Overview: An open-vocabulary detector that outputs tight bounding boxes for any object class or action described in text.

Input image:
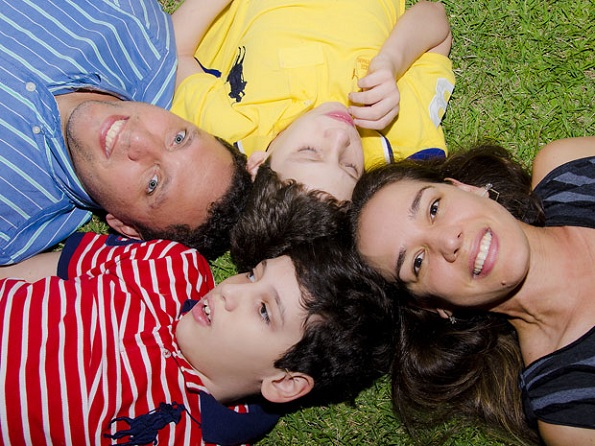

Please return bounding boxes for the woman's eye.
[413,252,424,276]
[246,270,256,282]
[429,199,440,219]
[259,302,271,324]
[147,175,159,194]
[173,130,186,145]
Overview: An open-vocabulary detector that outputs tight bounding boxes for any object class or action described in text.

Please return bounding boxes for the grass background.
[99,0,595,444]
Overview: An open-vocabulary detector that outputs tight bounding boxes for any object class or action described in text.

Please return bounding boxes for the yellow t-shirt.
[172,0,455,169]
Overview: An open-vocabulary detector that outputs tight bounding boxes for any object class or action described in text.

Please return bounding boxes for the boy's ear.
[445,178,487,197]
[260,370,314,404]
[105,214,142,239]
[247,151,269,180]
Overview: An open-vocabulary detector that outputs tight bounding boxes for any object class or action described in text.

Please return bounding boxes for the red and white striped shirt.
[0,233,259,446]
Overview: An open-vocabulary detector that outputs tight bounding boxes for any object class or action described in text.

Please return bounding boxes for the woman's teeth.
[473,231,492,275]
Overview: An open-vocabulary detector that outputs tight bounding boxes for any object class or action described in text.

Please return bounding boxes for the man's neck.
[55,90,120,136]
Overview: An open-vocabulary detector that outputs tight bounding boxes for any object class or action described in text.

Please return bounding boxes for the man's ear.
[260,370,314,404]
[105,214,142,239]
[445,178,487,197]
[247,151,269,180]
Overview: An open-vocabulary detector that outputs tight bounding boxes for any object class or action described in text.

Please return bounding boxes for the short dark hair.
[136,137,252,260]
[230,165,395,406]
[230,164,350,271]
[277,240,396,407]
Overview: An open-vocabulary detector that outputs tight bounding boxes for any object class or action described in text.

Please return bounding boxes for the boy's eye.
[173,130,186,145]
[259,302,271,324]
[429,199,440,219]
[147,174,159,194]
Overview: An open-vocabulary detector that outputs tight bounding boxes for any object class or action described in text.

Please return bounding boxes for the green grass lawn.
[103,0,595,444]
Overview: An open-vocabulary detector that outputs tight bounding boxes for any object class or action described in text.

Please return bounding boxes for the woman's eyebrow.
[396,185,434,280]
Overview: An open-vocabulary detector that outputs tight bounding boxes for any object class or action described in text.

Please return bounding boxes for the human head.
[247,102,365,201]
[230,164,350,271]
[65,100,251,259]
[351,143,544,308]
[177,240,395,406]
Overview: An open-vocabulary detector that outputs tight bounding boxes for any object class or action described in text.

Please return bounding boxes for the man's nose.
[124,119,162,161]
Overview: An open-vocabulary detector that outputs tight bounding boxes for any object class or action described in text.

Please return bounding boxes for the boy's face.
[266,102,365,201]
[176,256,309,402]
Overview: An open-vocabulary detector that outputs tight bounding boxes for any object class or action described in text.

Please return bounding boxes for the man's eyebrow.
[395,185,433,280]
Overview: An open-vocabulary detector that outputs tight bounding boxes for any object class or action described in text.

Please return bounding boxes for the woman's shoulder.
[532,136,595,188]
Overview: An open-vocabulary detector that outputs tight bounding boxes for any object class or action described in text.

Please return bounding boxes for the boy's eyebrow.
[395,185,433,280]
[262,260,286,325]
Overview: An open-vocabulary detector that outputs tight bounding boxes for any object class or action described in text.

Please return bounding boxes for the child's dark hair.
[231,164,395,406]
[276,240,396,407]
[230,164,350,272]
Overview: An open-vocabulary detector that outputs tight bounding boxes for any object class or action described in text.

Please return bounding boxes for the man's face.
[176,256,308,401]
[65,100,234,235]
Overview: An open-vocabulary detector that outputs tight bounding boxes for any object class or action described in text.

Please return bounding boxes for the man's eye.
[147,175,159,194]
[429,199,440,219]
[259,303,271,324]
[173,130,186,145]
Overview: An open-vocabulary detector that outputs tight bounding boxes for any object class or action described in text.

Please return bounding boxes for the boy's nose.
[325,128,351,157]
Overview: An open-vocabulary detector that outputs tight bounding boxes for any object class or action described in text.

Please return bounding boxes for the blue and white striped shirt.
[0,0,177,264]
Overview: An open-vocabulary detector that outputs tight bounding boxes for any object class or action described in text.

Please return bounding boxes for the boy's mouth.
[202,300,212,323]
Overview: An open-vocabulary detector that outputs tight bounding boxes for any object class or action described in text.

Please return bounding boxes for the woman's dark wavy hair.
[350,142,543,445]
[136,137,252,260]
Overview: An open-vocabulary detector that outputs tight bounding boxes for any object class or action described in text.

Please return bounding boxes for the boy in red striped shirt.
[0,232,393,446]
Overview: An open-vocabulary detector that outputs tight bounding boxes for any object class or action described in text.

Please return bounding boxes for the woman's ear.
[247,151,269,180]
[106,214,142,239]
[445,178,489,197]
[435,308,453,320]
[260,370,314,404]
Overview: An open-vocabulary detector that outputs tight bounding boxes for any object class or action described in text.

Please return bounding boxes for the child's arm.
[0,251,61,281]
[349,1,452,130]
[173,0,233,87]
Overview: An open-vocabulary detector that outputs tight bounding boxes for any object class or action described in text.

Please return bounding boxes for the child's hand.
[348,55,400,131]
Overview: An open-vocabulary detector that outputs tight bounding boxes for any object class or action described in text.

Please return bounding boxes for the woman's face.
[356,179,531,308]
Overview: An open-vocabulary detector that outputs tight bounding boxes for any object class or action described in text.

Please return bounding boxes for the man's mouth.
[473,230,492,276]
[105,118,127,158]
